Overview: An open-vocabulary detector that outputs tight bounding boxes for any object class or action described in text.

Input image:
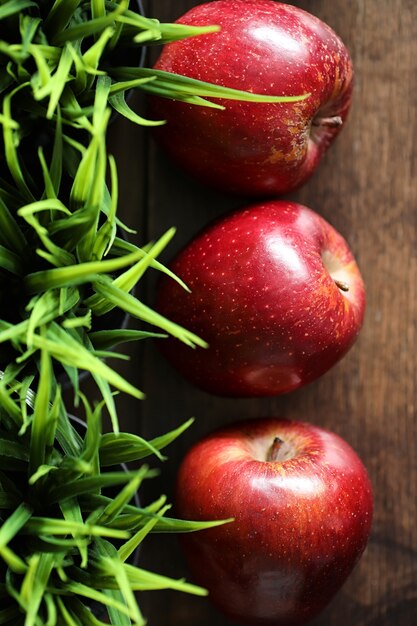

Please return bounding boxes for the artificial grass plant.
[0,78,207,433]
[0,0,306,623]
[0,378,229,625]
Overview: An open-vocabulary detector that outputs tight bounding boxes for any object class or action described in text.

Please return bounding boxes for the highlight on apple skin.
[175,418,373,626]
[149,0,354,196]
[155,201,366,397]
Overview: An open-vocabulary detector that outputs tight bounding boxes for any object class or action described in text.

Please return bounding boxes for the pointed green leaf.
[0,0,36,20]
[109,91,165,127]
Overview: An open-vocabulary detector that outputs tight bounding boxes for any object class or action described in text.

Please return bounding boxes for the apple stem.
[334,279,350,292]
[267,437,285,462]
[312,115,343,128]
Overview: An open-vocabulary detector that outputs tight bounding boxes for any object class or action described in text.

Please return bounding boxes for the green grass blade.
[89,155,118,261]
[114,67,310,103]
[20,15,42,54]
[44,0,82,35]
[30,325,144,401]
[2,85,35,201]
[89,329,165,350]
[34,44,74,119]
[100,558,143,625]
[24,517,129,539]
[92,278,207,349]
[60,498,88,568]
[0,437,29,469]
[95,466,149,526]
[52,1,127,45]
[69,132,100,211]
[44,593,58,626]
[61,597,112,625]
[82,25,114,70]
[109,91,165,127]
[0,244,24,275]
[56,596,83,626]
[156,22,219,44]
[0,0,36,20]
[118,505,170,563]
[79,394,102,467]
[118,11,218,45]
[109,76,156,96]
[18,198,71,218]
[47,470,153,504]
[97,561,208,596]
[0,544,28,574]
[0,502,32,550]
[25,238,151,294]
[100,418,194,466]
[91,0,106,21]
[26,289,79,346]
[20,553,55,626]
[111,236,191,292]
[29,339,52,474]
[0,503,32,573]
[89,539,135,625]
[78,495,232,534]
[18,208,75,268]
[28,464,59,485]
[87,227,177,315]
[0,194,27,254]
[60,582,132,618]
[91,374,120,434]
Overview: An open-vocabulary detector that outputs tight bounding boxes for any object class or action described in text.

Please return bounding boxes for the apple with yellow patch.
[150,0,354,196]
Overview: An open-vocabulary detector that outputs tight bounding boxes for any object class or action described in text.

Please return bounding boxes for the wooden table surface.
[105,1,417,624]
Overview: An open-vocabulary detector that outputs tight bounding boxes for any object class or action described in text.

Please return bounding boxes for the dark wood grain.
[107,1,417,624]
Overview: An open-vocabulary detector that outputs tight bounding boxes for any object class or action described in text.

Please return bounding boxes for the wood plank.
[108,1,417,623]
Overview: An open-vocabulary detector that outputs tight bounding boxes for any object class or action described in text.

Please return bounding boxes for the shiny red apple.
[155,201,365,397]
[150,0,354,196]
[175,418,373,625]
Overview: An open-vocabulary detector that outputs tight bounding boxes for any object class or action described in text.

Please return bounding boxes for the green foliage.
[0,0,299,622]
[0,1,239,621]
[0,388,229,625]
[0,72,207,428]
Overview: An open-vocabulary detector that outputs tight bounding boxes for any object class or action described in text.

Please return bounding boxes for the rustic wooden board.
[106,0,417,624]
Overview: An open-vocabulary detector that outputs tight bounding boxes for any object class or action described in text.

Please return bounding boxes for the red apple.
[155,201,365,397]
[175,418,373,625]
[149,0,354,196]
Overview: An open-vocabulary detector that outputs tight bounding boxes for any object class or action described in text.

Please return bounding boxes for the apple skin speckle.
[155,201,365,397]
[149,0,353,196]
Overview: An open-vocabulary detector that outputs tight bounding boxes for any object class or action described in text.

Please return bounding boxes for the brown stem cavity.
[312,115,343,128]
[334,278,350,292]
[267,437,295,462]
[267,437,284,461]
[321,251,350,295]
